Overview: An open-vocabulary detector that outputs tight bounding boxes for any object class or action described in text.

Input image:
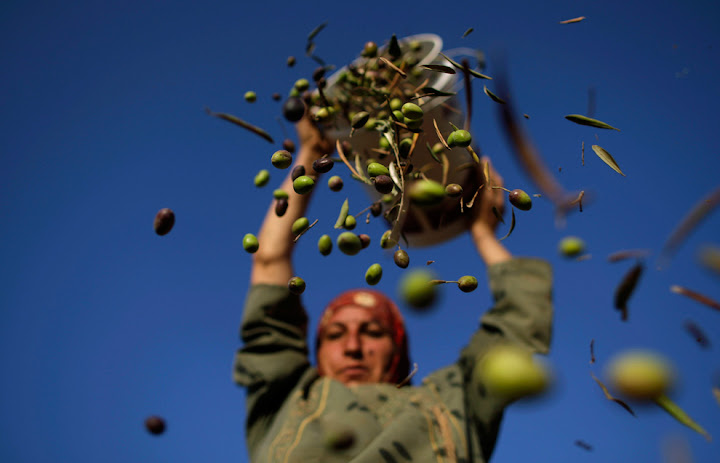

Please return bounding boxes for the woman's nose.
[343,333,362,356]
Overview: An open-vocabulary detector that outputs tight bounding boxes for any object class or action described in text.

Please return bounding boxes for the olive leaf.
[419,86,457,97]
[614,263,643,321]
[462,28,474,38]
[307,21,328,42]
[591,145,625,176]
[420,64,456,74]
[591,372,636,417]
[433,118,451,150]
[565,114,620,131]
[654,394,711,441]
[388,34,402,59]
[426,142,442,164]
[559,16,586,24]
[670,285,720,311]
[439,52,492,80]
[205,108,274,143]
[659,186,720,267]
[499,208,516,241]
[683,320,710,348]
[379,57,407,78]
[607,249,652,263]
[483,85,506,104]
[334,199,350,229]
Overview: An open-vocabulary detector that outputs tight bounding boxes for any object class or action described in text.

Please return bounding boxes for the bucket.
[321,34,480,248]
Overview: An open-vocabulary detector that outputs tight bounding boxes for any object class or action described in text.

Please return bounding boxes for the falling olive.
[288,276,306,295]
[145,416,166,435]
[408,179,446,206]
[389,98,403,111]
[344,215,357,230]
[292,217,310,235]
[282,139,296,154]
[273,189,289,200]
[476,345,550,400]
[313,157,334,174]
[358,233,371,249]
[399,269,437,310]
[606,350,675,400]
[509,189,532,211]
[449,130,472,148]
[153,208,175,236]
[351,111,370,129]
[394,249,410,268]
[373,175,394,194]
[328,175,344,192]
[243,233,259,253]
[244,91,257,103]
[318,234,332,256]
[398,138,413,158]
[365,263,383,285]
[271,150,293,169]
[367,162,389,177]
[254,169,270,187]
[291,165,306,181]
[445,183,463,198]
[294,78,310,92]
[272,92,282,101]
[337,232,362,255]
[362,41,378,58]
[283,97,306,122]
[293,175,315,194]
[457,275,478,292]
[369,201,382,217]
[286,56,296,67]
[559,236,586,258]
[275,198,288,217]
[380,230,397,249]
[401,102,424,120]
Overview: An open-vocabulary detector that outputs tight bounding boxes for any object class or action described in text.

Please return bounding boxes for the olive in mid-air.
[288,276,306,295]
[313,157,334,174]
[393,249,410,268]
[509,189,532,211]
[283,97,306,122]
[153,208,175,236]
[144,416,166,435]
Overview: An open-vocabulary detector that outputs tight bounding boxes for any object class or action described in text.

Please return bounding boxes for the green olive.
[288,276,306,295]
[606,350,674,400]
[458,275,478,292]
[271,150,293,169]
[294,78,310,92]
[291,217,310,235]
[362,41,378,58]
[399,269,437,310]
[378,137,391,150]
[389,98,403,111]
[244,91,257,103]
[398,138,413,158]
[403,117,423,130]
[365,263,383,285]
[401,102,423,120]
[408,179,446,206]
[393,249,409,268]
[392,110,404,121]
[318,234,332,256]
[293,175,315,194]
[328,175,344,192]
[380,230,397,249]
[337,232,362,255]
[344,215,357,230]
[243,233,259,253]
[558,236,586,258]
[509,189,532,211]
[351,111,370,129]
[450,130,472,148]
[367,162,389,177]
[273,189,289,200]
[431,142,444,155]
[286,56,296,67]
[476,345,550,400]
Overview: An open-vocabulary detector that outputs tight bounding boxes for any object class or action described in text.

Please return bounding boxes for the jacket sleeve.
[457,257,553,461]
[233,284,311,455]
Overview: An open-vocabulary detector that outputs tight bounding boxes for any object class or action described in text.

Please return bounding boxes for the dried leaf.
[462,28,474,38]
[574,440,593,451]
[483,85,506,104]
[439,52,492,79]
[354,153,370,183]
[307,21,328,41]
[654,394,712,441]
[565,114,620,131]
[379,57,407,78]
[334,198,349,229]
[591,372,636,417]
[396,362,418,388]
[591,145,625,176]
[614,263,643,321]
[336,140,361,179]
[205,108,274,143]
[670,285,720,311]
[559,16,586,24]
[499,208,516,241]
[420,64,456,74]
[433,118,450,150]
[659,186,720,267]
[607,249,651,263]
[683,320,710,348]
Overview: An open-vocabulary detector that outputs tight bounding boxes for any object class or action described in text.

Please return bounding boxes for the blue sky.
[2,0,719,461]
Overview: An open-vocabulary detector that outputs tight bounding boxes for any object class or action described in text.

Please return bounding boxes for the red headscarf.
[315,289,410,384]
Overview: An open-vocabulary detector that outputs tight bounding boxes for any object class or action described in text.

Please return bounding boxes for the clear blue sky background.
[2,0,719,462]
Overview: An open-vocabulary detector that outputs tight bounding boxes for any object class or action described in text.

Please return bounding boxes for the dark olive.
[282,139,296,154]
[328,176,344,192]
[275,198,288,217]
[313,157,334,173]
[509,189,532,211]
[369,201,382,217]
[312,66,326,82]
[373,175,394,194]
[359,234,371,249]
[153,208,175,236]
[283,97,306,122]
[145,416,166,435]
[458,275,478,293]
[272,92,282,101]
[445,183,463,198]
[394,249,410,268]
[288,276,306,295]
[291,165,306,181]
[286,56,296,67]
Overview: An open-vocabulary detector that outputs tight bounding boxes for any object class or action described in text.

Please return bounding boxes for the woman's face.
[317,306,395,385]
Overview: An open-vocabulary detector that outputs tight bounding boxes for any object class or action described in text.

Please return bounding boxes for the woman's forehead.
[326,306,384,325]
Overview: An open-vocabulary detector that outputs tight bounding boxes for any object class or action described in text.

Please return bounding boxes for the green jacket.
[234,258,553,462]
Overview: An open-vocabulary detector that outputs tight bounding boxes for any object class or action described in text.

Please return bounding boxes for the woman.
[233,117,553,462]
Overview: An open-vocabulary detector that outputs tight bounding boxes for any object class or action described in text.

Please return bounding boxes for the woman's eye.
[325,331,343,340]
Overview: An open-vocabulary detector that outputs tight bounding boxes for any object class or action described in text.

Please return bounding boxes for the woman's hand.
[295,117,334,161]
[469,156,512,266]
